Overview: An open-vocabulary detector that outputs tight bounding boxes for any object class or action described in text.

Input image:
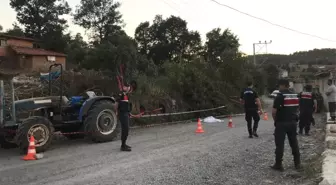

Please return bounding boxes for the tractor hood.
[14,96,62,112]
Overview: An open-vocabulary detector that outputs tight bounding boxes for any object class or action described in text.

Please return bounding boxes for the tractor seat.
[62,96,70,105]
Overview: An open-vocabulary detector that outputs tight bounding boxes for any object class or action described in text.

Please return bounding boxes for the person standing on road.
[298,85,317,136]
[240,81,262,138]
[325,79,336,121]
[271,79,302,172]
[117,83,133,152]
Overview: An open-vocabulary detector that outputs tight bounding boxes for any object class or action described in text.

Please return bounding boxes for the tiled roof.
[0,34,36,42]
[11,46,66,57]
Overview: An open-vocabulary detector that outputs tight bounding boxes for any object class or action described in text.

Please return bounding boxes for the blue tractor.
[0,64,119,153]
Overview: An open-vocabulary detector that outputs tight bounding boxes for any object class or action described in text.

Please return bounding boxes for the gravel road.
[0,111,324,185]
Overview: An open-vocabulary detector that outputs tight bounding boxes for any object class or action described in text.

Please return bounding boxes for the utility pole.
[253,40,272,65]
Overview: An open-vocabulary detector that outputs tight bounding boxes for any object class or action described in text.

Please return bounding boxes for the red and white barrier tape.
[131,105,227,118]
[129,108,163,118]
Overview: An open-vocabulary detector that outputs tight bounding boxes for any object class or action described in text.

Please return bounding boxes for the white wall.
[318,76,335,111]
[281,70,288,78]
[293,83,304,93]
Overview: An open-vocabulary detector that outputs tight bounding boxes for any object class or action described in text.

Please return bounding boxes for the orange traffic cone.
[263,112,268,121]
[228,116,233,128]
[195,118,204,133]
[22,136,36,161]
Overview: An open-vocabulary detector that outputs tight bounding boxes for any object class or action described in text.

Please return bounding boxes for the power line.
[158,0,197,25]
[208,0,336,43]
[160,0,181,14]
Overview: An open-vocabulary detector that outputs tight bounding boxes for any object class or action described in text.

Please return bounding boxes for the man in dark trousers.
[240,81,262,138]
[298,85,317,136]
[271,79,302,172]
[117,83,133,152]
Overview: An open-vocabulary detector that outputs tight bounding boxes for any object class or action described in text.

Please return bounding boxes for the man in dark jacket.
[240,81,262,138]
[298,85,317,136]
[271,79,302,172]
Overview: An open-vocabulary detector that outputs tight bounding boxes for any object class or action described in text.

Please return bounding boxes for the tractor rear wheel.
[15,116,54,153]
[84,100,119,143]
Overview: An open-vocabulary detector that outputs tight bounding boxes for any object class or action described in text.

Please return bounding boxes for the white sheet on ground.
[203,116,223,123]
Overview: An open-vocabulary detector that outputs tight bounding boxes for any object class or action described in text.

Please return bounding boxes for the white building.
[279,69,288,78]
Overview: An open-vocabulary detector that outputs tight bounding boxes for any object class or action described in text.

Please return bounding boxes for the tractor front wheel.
[84,100,119,143]
[16,116,54,153]
[0,129,17,149]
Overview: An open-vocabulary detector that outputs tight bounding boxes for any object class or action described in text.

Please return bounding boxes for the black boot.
[120,145,132,152]
[298,129,303,135]
[121,140,131,152]
[124,144,132,149]
[248,129,253,138]
[294,156,302,171]
[271,163,284,172]
[253,131,259,138]
[305,127,310,136]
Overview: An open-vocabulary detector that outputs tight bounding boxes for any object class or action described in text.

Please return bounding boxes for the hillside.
[247,48,336,65]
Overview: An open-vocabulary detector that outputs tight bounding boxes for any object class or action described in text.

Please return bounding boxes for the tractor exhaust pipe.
[48,64,63,117]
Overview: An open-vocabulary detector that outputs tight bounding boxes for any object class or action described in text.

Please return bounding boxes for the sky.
[0,0,336,55]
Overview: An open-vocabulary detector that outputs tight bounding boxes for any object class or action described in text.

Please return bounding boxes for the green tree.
[263,64,279,92]
[134,21,152,56]
[0,25,3,32]
[65,33,88,66]
[10,0,71,52]
[73,0,138,74]
[134,15,202,65]
[73,0,124,43]
[83,33,138,72]
[204,28,240,63]
[4,23,25,37]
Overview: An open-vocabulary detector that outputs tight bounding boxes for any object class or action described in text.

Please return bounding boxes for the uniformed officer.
[117,83,133,152]
[298,85,317,136]
[271,79,302,171]
[240,81,262,138]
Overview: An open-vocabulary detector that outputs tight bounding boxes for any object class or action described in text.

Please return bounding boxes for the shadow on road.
[0,135,96,158]
[0,148,19,158]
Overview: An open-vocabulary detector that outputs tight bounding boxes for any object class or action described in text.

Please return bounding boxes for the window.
[47,56,56,62]
[33,43,41,48]
[0,39,7,47]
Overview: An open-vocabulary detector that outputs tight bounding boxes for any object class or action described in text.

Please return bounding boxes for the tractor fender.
[78,96,116,121]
